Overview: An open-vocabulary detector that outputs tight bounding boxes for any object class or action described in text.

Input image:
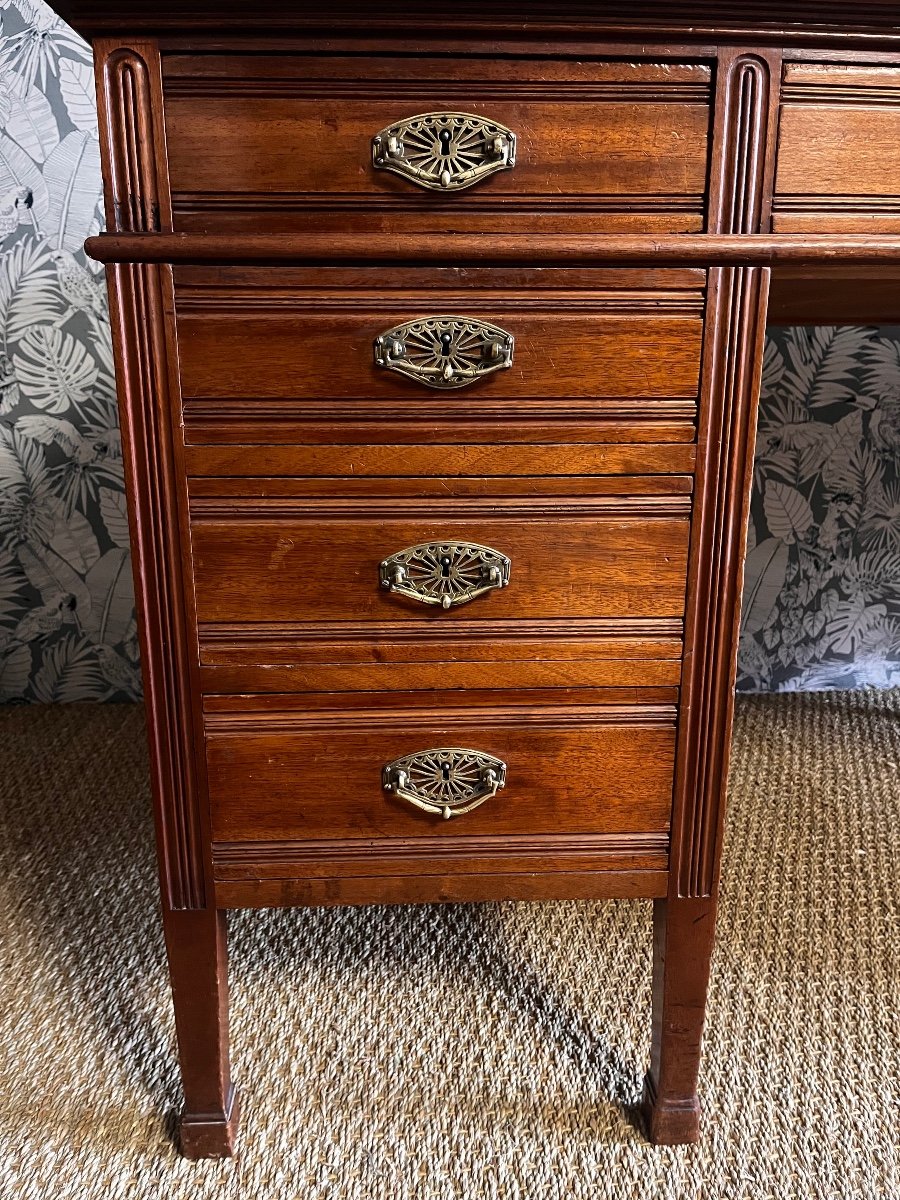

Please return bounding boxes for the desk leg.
[95,39,241,1159]
[639,261,769,1144]
[641,896,716,1144]
[163,907,239,1159]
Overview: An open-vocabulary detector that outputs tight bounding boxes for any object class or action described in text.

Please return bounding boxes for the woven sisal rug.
[1,692,898,1199]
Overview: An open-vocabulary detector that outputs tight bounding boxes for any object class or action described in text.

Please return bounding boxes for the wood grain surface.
[189,496,691,624]
[203,695,678,843]
[175,301,704,403]
[81,3,900,1157]
[774,64,900,231]
[162,56,710,235]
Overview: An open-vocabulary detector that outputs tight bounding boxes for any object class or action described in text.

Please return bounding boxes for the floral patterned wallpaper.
[1,0,899,701]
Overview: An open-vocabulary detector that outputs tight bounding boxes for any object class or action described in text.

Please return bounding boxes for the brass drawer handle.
[380,540,510,610]
[383,748,507,819]
[372,111,516,191]
[374,315,514,390]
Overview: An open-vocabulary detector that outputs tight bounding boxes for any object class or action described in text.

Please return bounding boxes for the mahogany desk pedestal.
[56,0,900,1157]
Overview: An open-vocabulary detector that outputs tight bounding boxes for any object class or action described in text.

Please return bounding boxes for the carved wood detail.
[95,41,205,911]
[775,196,900,213]
[52,2,900,45]
[202,686,679,712]
[71,10,900,1156]
[214,871,670,910]
[187,478,696,503]
[160,56,711,84]
[182,398,699,428]
[641,56,778,1132]
[96,42,172,234]
[162,77,712,104]
[171,193,705,221]
[203,701,677,734]
[199,616,684,646]
[708,49,781,235]
[211,832,671,887]
[197,618,685,693]
[665,48,778,900]
[188,495,693,521]
[671,266,770,898]
[781,62,900,105]
[212,831,670,868]
[174,291,706,315]
[160,54,710,233]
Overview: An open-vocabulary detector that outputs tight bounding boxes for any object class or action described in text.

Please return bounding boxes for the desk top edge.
[49,1,900,45]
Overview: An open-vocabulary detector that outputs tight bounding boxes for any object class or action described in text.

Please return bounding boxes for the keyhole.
[440,555,452,578]
[439,128,453,156]
[439,332,453,357]
[441,762,451,781]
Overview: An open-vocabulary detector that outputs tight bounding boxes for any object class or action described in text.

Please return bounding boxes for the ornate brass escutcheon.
[374,315,514,390]
[382,748,508,819]
[371,111,516,191]
[379,540,511,609]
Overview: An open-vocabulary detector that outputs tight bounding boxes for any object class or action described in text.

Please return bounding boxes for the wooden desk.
[57,0,900,1158]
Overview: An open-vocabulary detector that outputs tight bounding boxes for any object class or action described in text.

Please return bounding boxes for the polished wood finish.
[769,267,900,324]
[88,230,900,266]
[163,57,711,236]
[204,693,677,844]
[198,617,684,695]
[642,896,716,1144]
[164,907,239,1159]
[51,1,900,45]
[774,64,900,232]
[92,37,237,1157]
[75,1,900,1160]
[190,497,691,624]
[214,868,669,908]
[642,35,778,1142]
[174,268,704,402]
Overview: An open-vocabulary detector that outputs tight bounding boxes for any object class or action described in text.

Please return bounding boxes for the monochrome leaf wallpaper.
[1,0,900,701]
[739,326,900,692]
[0,0,141,702]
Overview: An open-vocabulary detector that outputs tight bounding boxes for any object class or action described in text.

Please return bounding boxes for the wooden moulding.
[94,37,238,1158]
[93,40,207,913]
[162,56,710,230]
[774,63,900,234]
[668,47,780,902]
[85,231,900,267]
[49,0,900,48]
[641,44,779,1147]
[213,871,670,908]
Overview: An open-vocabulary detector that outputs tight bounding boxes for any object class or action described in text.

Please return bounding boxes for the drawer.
[203,691,677,851]
[162,55,712,235]
[189,493,691,626]
[774,64,900,231]
[174,267,706,414]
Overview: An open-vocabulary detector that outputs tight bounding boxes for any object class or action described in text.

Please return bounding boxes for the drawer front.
[163,56,712,234]
[204,693,676,846]
[774,63,900,231]
[189,495,691,625]
[174,269,705,406]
